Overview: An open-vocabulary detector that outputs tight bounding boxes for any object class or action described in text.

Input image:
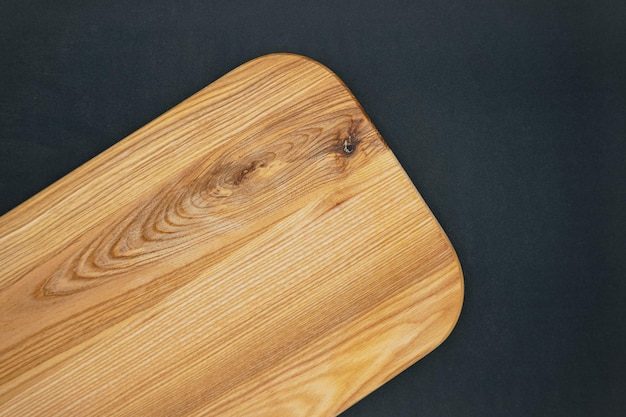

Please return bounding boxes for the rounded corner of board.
[439,245,465,345]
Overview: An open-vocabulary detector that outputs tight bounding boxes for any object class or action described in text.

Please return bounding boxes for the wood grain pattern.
[0,53,463,416]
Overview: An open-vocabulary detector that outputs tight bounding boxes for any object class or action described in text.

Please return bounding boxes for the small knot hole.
[343,138,355,154]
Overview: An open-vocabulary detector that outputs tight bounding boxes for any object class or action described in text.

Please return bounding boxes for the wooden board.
[0,53,463,416]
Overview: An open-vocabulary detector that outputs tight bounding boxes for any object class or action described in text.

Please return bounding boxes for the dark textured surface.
[1,1,625,416]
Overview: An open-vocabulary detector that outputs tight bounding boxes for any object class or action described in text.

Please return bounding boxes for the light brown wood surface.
[0,53,463,416]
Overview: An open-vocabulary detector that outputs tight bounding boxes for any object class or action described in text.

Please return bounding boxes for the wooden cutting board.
[0,53,463,416]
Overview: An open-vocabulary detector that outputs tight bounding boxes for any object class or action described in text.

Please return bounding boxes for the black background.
[1,1,625,416]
